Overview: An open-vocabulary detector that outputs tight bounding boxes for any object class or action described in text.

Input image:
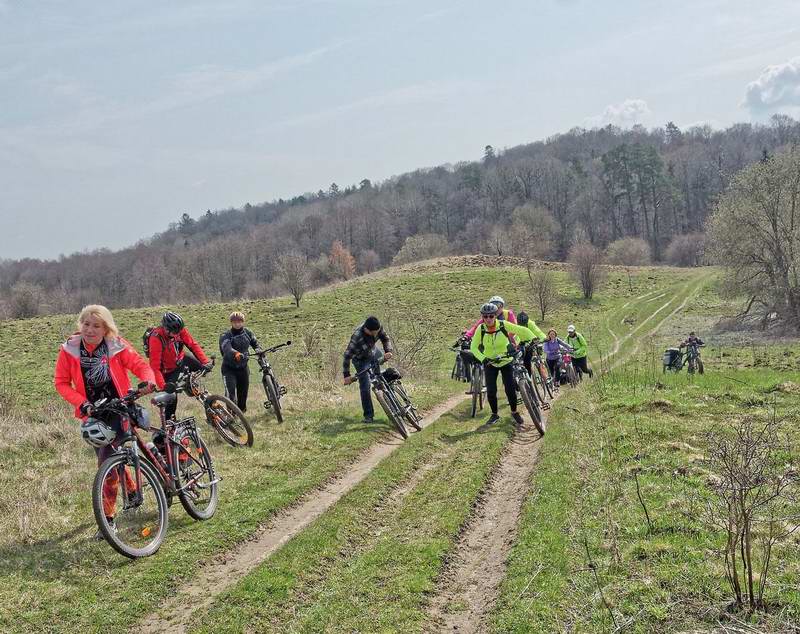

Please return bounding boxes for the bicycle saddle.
[151,392,177,408]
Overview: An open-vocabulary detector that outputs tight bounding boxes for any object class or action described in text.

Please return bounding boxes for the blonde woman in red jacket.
[54,304,155,537]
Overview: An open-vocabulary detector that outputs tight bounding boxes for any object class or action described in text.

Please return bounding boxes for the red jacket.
[54,334,155,418]
[148,326,209,389]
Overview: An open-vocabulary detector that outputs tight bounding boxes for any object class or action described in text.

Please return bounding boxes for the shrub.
[605,237,651,266]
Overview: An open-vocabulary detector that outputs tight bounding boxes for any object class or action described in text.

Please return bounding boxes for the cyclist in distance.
[543,328,573,384]
[219,311,260,413]
[464,295,517,338]
[566,324,593,378]
[469,303,535,426]
[516,311,547,375]
[53,305,156,538]
[680,331,705,348]
[148,311,212,420]
[342,316,393,424]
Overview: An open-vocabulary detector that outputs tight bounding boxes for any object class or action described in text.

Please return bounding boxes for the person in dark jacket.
[219,311,260,412]
[342,316,393,423]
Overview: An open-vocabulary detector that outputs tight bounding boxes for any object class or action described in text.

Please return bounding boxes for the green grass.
[491,276,800,633]
[0,262,704,633]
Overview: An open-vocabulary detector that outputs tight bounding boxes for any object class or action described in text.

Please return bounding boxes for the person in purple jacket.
[542,328,573,385]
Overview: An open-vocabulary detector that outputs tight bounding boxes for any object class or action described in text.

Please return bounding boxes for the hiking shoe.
[511,411,524,427]
[486,413,500,425]
[363,416,375,424]
[94,519,116,541]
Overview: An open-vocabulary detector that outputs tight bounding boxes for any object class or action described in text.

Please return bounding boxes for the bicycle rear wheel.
[375,388,408,439]
[174,427,219,520]
[263,374,284,423]
[518,379,545,436]
[92,453,168,559]
[392,381,422,431]
[567,366,579,387]
[538,362,554,400]
[204,394,254,447]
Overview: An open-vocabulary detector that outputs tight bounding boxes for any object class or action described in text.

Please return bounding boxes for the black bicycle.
[352,361,421,439]
[173,359,253,447]
[253,341,291,423]
[491,350,545,436]
[527,342,554,403]
[450,335,471,382]
[90,384,219,558]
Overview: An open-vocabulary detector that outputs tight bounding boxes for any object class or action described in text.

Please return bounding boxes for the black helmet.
[162,311,184,334]
[480,303,498,316]
[517,311,529,327]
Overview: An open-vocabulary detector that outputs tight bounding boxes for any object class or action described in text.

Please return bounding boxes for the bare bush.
[8,282,44,319]
[382,312,437,377]
[392,234,449,266]
[358,249,381,274]
[604,237,651,266]
[276,252,311,307]
[702,416,799,613]
[528,266,560,321]
[665,232,705,267]
[568,242,606,299]
[329,240,356,280]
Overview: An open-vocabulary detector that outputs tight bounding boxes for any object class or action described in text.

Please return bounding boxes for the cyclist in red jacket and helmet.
[147,311,212,420]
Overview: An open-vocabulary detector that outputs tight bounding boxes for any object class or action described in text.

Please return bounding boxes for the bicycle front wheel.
[470,367,483,418]
[519,379,545,436]
[204,394,254,447]
[174,428,219,520]
[92,453,169,559]
[393,381,422,431]
[375,388,408,439]
[537,362,554,400]
[263,374,284,423]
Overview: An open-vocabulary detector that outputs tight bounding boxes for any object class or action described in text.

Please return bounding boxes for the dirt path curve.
[137,393,468,634]
[424,274,710,633]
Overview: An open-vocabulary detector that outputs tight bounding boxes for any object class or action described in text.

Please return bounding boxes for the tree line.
[2,115,799,319]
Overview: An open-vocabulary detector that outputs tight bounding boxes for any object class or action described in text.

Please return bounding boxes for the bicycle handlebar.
[254,340,292,356]
[92,382,152,412]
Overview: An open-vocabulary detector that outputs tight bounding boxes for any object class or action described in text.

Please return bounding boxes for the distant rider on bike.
[148,311,212,420]
[54,305,156,538]
[680,332,705,348]
[219,311,260,413]
[470,303,535,426]
[566,324,593,378]
[342,316,394,424]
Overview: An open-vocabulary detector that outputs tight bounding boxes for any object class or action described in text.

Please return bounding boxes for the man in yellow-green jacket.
[470,303,536,426]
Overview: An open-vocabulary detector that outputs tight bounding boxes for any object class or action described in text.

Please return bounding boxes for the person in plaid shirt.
[342,316,393,423]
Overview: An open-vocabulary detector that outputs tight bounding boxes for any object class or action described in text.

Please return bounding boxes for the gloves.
[203,362,214,373]
[80,401,94,417]
[233,351,243,362]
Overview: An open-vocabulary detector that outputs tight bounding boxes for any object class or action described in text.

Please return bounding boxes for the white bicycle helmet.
[80,417,116,448]
[489,295,505,307]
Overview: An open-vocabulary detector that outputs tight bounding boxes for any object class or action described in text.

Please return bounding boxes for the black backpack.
[143,327,159,357]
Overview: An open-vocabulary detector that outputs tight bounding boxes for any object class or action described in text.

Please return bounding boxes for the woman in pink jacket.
[464,295,517,338]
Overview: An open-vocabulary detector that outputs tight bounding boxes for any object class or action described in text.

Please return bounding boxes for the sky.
[2,0,800,260]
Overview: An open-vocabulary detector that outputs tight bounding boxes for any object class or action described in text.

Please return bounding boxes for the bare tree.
[703,416,799,613]
[527,266,560,321]
[8,282,44,319]
[276,252,310,307]
[568,242,606,299]
[357,249,380,274]
[604,237,651,265]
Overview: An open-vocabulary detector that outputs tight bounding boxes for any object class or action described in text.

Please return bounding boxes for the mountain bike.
[560,351,580,387]
[468,357,485,418]
[352,362,421,439]
[90,385,219,559]
[683,342,705,375]
[450,335,472,383]
[172,358,253,447]
[524,342,553,408]
[253,341,291,423]
[492,351,544,436]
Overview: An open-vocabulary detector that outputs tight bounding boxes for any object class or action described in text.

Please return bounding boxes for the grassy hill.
[4,260,795,633]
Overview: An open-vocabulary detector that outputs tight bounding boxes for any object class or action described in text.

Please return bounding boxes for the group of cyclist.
[54,294,597,541]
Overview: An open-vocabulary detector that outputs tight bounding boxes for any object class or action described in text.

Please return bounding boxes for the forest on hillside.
[2,115,799,318]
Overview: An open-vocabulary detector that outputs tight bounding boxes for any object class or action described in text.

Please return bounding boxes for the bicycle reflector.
[141,526,152,538]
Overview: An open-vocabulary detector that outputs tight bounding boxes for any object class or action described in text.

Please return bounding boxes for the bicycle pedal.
[542,403,551,410]
[263,401,272,410]
[278,386,287,396]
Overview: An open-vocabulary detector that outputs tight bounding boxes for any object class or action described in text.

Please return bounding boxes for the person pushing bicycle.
[342,316,393,424]
[54,304,156,539]
[469,303,535,426]
[219,311,260,413]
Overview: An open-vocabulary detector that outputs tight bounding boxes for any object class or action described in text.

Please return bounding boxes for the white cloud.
[744,57,800,115]
[585,98,651,127]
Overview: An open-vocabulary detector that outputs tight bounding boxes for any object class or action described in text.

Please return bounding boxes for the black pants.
[547,358,560,384]
[522,346,534,376]
[222,366,250,412]
[484,363,517,414]
[163,356,205,420]
[573,356,593,378]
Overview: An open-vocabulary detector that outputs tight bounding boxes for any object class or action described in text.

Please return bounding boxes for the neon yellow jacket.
[470,320,534,367]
